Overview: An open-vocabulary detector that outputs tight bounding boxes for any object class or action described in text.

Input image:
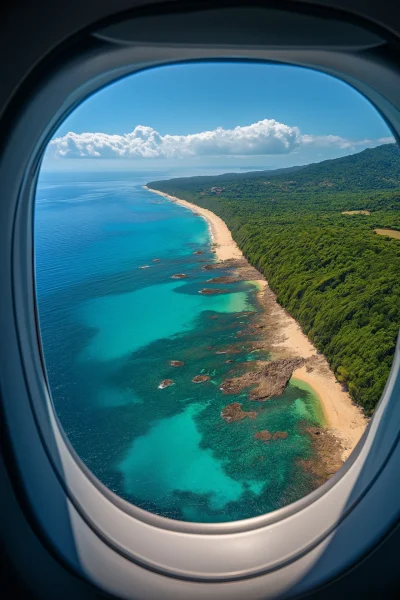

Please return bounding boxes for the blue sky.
[44,62,394,172]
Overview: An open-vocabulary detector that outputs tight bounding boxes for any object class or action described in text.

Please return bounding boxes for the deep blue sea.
[35,170,324,523]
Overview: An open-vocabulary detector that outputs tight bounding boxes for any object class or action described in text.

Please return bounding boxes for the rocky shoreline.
[145,185,367,485]
[204,256,349,480]
[221,357,306,401]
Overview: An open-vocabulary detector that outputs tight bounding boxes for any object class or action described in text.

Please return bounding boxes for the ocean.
[35,170,324,523]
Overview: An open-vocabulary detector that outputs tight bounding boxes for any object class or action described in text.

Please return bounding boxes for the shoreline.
[255,276,367,462]
[290,367,366,460]
[144,186,242,261]
[144,185,367,461]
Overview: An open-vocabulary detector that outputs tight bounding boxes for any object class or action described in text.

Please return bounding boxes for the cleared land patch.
[374,228,400,239]
[341,210,370,215]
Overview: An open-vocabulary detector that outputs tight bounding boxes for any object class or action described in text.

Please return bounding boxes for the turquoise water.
[79,281,250,361]
[35,170,323,523]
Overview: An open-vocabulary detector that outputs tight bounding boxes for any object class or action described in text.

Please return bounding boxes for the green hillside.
[148,144,400,415]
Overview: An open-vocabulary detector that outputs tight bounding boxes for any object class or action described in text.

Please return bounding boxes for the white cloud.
[301,134,359,149]
[378,136,396,144]
[47,119,394,160]
[301,133,395,151]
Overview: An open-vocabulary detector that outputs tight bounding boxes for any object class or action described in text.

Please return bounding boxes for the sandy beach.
[145,185,367,460]
[291,366,367,460]
[144,186,242,261]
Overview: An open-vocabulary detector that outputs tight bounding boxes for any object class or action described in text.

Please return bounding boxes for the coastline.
[143,186,242,260]
[256,280,367,461]
[290,367,366,461]
[144,185,367,462]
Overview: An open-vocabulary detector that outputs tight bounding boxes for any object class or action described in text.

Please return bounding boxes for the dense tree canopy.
[148,143,400,415]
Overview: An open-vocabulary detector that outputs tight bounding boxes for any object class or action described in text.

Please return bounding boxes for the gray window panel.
[1,5,400,599]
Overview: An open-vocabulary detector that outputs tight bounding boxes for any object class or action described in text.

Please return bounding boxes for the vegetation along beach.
[147,142,400,476]
[144,185,367,467]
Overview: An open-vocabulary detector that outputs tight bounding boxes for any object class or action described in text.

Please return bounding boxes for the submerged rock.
[221,402,257,423]
[308,426,323,436]
[158,379,175,389]
[221,357,305,401]
[170,360,184,367]
[171,273,188,279]
[193,250,204,255]
[299,425,344,483]
[152,258,161,263]
[272,431,288,440]
[254,430,272,442]
[254,430,288,442]
[192,375,210,383]
[199,288,226,295]
[206,276,238,284]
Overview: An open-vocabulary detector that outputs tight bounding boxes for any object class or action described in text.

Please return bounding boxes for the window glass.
[35,62,399,523]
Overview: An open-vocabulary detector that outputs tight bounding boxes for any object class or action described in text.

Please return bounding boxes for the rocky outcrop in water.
[158,379,175,389]
[192,375,210,383]
[254,430,288,442]
[298,426,344,484]
[199,288,226,295]
[152,258,161,262]
[272,431,288,440]
[221,402,257,423]
[206,276,238,284]
[221,358,306,401]
[171,273,188,279]
[254,430,272,441]
[170,360,184,367]
[193,250,204,255]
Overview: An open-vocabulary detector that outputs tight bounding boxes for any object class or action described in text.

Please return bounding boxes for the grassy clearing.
[374,228,400,239]
[342,210,370,215]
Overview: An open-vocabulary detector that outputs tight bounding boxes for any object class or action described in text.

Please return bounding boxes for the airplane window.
[34,61,399,524]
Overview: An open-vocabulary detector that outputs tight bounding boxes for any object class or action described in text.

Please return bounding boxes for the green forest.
[148,143,400,415]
